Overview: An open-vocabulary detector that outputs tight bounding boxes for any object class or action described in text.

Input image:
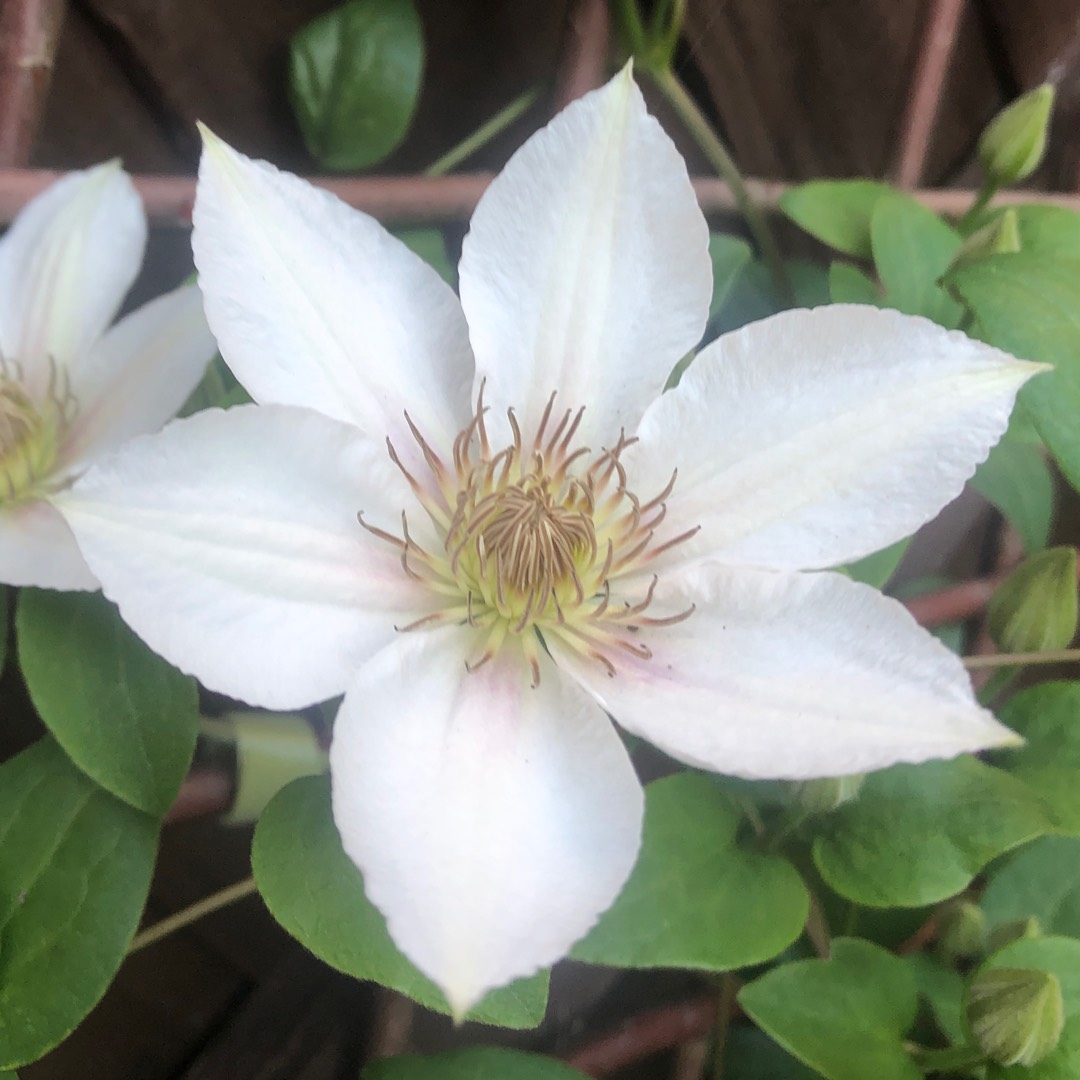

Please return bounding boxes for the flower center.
[360,389,697,682]
[0,358,75,504]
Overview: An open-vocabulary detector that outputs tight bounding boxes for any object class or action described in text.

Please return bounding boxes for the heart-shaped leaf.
[572,772,807,971]
[17,589,199,817]
[0,740,157,1069]
[738,938,922,1080]
[812,757,1050,907]
[289,0,424,170]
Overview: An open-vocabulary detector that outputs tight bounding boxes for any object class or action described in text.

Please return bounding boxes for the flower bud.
[789,773,864,815]
[966,966,1064,1067]
[987,917,1041,955]
[978,84,1055,186]
[938,899,987,963]
[947,209,1021,274]
[987,547,1078,654]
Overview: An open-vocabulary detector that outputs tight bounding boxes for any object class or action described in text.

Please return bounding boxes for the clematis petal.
[549,562,1019,780]
[0,162,145,386]
[330,627,643,1019]
[459,66,710,445]
[54,404,434,709]
[192,130,474,457]
[58,284,216,471]
[0,499,97,590]
[624,306,1047,572]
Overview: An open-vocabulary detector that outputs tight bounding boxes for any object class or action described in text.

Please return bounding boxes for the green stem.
[910,1041,988,1076]
[128,876,259,953]
[649,66,793,304]
[710,972,739,1080]
[804,890,832,959]
[424,87,541,178]
[615,0,649,55]
[957,182,998,233]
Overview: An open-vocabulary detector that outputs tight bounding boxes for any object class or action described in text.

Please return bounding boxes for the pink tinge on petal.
[330,626,643,1018]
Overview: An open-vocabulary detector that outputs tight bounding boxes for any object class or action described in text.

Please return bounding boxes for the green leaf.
[1012,205,1080,258]
[904,953,966,1044]
[289,0,424,171]
[950,254,1080,491]
[979,937,1080,1078]
[572,773,808,971]
[738,938,922,1080]
[362,1048,587,1080]
[995,682,1080,835]
[829,262,882,305]
[0,739,157,1069]
[812,757,1050,907]
[17,589,200,818]
[394,227,455,286]
[972,435,1054,553]
[840,537,910,589]
[870,194,962,325]
[788,258,832,307]
[982,836,1080,938]
[252,776,548,1028]
[779,180,892,258]
[708,233,752,321]
[722,1025,819,1080]
[714,259,782,334]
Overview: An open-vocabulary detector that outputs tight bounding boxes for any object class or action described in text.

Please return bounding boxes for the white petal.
[330,628,643,1018]
[0,498,97,590]
[54,404,432,709]
[0,162,145,385]
[624,306,1047,572]
[548,563,1019,780]
[193,130,474,458]
[459,66,710,446]
[59,284,217,471]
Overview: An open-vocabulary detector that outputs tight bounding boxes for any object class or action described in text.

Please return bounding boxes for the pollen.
[0,356,76,504]
[359,387,697,682]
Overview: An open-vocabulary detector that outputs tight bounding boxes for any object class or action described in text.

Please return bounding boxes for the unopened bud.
[938,900,987,963]
[987,547,1078,654]
[948,209,1021,273]
[988,917,1041,955]
[979,84,1055,186]
[967,966,1064,1067]
[789,774,864,815]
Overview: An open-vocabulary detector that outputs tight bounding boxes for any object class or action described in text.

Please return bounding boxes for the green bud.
[938,900,987,963]
[967,966,1064,1067]
[948,209,1021,272]
[789,773,864,815]
[979,84,1055,186]
[987,546,1078,654]
[987,917,1041,955]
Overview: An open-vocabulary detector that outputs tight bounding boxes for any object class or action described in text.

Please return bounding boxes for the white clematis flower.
[57,70,1044,1015]
[0,161,216,590]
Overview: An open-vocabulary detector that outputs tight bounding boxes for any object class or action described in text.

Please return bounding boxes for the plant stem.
[128,876,259,953]
[909,1041,987,1075]
[963,648,1080,670]
[710,972,739,1080]
[649,66,793,304]
[424,87,541,178]
[804,890,832,959]
[957,182,998,233]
